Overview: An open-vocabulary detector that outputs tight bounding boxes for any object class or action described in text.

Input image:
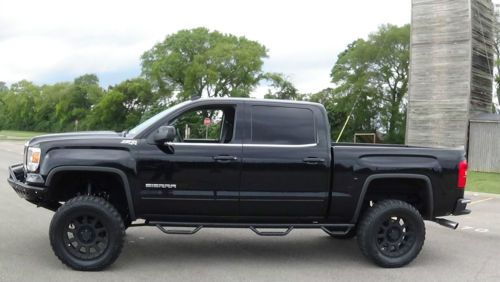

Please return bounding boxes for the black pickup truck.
[8,98,470,270]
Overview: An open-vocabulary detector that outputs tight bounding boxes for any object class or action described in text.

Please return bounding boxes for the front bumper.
[7,163,47,203]
[452,198,471,216]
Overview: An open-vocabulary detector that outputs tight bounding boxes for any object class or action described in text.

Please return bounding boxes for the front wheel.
[49,196,125,271]
[357,200,425,268]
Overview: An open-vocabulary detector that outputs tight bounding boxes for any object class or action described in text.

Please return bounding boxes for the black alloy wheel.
[62,214,109,260]
[50,196,125,271]
[375,216,416,257]
[357,200,425,268]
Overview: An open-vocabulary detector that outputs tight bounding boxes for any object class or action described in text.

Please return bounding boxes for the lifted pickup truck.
[8,98,470,270]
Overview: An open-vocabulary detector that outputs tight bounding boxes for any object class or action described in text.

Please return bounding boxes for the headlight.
[26,147,41,172]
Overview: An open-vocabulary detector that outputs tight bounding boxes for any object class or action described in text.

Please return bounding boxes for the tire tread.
[357,199,426,267]
[49,195,125,271]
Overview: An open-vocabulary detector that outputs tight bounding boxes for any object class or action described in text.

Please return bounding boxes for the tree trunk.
[388,102,400,141]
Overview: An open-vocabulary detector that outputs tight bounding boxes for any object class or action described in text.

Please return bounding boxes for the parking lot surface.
[0,140,499,281]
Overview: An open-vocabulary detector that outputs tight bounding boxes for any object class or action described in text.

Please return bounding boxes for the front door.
[136,105,242,219]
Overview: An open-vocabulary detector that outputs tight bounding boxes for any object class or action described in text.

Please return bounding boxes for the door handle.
[213,155,238,162]
[303,157,325,165]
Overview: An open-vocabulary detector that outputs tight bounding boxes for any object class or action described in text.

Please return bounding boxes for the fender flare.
[351,173,434,223]
[45,166,136,220]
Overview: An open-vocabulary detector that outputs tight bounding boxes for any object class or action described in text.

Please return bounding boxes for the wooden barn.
[468,114,500,172]
[405,0,495,149]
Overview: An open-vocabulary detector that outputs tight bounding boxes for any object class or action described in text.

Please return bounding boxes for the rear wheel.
[49,196,125,271]
[357,200,425,268]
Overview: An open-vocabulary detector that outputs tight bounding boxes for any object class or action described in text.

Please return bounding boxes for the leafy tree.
[35,83,73,132]
[55,74,103,131]
[0,80,40,130]
[0,81,7,93]
[112,78,166,127]
[308,88,347,139]
[74,74,103,105]
[263,72,304,100]
[0,81,7,110]
[141,27,268,100]
[85,89,127,131]
[86,78,159,131]
[330,24,410,143]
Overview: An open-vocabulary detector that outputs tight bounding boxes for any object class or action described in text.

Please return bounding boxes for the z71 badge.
[145,183,177,189]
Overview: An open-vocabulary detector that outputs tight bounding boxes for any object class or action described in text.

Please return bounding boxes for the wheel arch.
[45,166,136,220]
[351,173,434,223]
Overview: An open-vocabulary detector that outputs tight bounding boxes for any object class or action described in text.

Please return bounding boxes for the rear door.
[239,103,331,219]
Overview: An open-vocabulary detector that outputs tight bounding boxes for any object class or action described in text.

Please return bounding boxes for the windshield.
[127,101,190,137]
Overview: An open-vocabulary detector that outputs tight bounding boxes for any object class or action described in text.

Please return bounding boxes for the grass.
[467,171,500,194]
[0,130,46,140]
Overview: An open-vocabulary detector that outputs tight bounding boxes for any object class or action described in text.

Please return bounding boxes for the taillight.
[457,160,467,189]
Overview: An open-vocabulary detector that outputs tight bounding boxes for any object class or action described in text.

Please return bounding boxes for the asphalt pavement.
[0,140,499,281]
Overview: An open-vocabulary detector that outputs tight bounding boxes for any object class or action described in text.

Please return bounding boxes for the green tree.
[0,80,40,130]
[85,89,127,131]
[86,78,159,131]
[141,27,268,100]
[0,81,7,112]
[330,24,410,143]
[35,83,73,132]
[263,72,304,100]
[55,74,103,131]
[112,78,164,127]
[0,81,7,93]
[308,88,347,139]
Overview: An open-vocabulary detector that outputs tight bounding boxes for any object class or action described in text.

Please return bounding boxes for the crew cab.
[7,98,470,270]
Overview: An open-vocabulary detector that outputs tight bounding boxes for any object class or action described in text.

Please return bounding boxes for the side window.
[170,107,235,143]
[251,105,316,145]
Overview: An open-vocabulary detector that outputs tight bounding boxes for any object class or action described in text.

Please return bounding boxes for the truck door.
[239,104,331,218]
[135,104,242,218]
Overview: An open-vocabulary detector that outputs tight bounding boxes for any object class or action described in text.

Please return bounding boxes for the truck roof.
[194,97,323,107]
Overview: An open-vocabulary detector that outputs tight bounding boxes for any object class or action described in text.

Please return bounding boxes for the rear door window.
[250,105,316,145]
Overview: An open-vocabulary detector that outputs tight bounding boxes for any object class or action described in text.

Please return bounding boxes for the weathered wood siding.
[471,0,495,114]
[406,0,494,149]
[469,120,500,172]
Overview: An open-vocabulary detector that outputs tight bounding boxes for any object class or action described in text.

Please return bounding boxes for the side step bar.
[149,221,354,237]
[250,226,293,236]
[156,224,203,235]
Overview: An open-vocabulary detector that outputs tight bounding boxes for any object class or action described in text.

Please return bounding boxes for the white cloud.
[0,0,411,94]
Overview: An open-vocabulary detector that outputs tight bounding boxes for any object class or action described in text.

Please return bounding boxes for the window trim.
[167,142,317,148]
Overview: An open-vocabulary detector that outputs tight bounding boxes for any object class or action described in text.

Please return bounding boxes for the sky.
[0,0,411,96]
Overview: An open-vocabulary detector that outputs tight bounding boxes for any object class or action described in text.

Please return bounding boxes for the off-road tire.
[49,196,125,271]
[357,200,425,268]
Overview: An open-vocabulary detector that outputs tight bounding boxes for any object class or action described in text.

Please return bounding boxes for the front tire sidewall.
[50,198,124,271]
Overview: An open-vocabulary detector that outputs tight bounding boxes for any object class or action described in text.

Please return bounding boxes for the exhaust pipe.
[433,218,459,230]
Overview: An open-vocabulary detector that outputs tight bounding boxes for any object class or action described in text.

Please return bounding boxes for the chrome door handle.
[303,157,325,164]
[213,155,238,162]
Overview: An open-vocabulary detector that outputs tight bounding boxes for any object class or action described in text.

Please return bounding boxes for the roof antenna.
[191,95,201,101]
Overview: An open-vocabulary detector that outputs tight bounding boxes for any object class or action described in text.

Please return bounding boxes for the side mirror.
[154,126,176,144]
